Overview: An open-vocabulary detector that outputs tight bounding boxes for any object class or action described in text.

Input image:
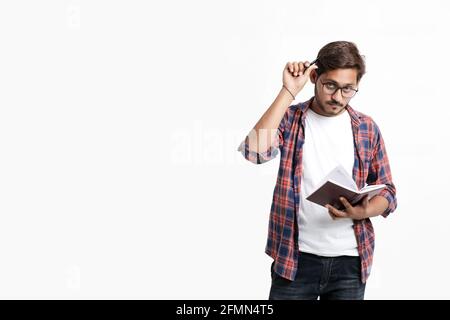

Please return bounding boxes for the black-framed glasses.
[319,80,358,98]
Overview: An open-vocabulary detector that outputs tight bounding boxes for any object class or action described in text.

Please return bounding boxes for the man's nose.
[331,89,344,102]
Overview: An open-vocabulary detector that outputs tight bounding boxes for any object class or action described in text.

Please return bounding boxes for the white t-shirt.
[298,107,359,257]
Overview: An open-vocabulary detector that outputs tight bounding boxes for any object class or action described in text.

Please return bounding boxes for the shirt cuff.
[377,188,397,218]
[237,138,280,164]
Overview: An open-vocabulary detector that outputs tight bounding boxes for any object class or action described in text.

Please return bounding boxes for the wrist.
[282,85,297,100]
[363,200,379,219]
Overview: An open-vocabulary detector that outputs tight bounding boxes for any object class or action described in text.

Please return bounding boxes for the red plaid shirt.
[238,97,397,283]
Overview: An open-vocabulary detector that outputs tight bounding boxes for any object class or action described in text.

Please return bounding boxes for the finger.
[304,63,318,77]
[327,209,340,220]
[328,210,340,220]
[339,197,353,211]
[298,62,305,75]
[293,62,300,76]
[287,62,293,73]
[326,204,347,218]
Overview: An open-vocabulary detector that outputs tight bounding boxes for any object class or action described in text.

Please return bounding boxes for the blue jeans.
[269,251,366,300]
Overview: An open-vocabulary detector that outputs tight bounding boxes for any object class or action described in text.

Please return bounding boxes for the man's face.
[310,68,359,117]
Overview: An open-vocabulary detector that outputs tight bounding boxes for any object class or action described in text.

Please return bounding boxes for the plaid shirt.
[238,97,397,283]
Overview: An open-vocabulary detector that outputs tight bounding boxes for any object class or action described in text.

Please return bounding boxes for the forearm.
[247,87,294,153]
[365,196,389,218]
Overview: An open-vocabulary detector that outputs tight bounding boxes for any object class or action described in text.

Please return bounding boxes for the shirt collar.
[300,96,362,126]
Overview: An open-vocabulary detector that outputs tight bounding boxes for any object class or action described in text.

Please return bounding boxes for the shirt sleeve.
[237,108,289,164]
[367,122,397,218]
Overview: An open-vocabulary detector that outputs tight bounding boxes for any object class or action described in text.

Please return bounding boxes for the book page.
[360,184,386,192]
[315,165,357,191]
[351,186,386,205]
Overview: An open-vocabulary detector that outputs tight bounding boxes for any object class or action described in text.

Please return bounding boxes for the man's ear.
[310,69,318,84]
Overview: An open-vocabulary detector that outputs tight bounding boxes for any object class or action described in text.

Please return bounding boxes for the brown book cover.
[306,180,386,210]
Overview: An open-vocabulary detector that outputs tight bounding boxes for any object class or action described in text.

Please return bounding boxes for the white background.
[0,0,449,299]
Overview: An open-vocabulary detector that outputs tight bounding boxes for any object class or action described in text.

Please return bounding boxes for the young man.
[238,41,397,300]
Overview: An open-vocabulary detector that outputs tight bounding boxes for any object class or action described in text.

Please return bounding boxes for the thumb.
[362,194,369,207]
[304,63,318,77]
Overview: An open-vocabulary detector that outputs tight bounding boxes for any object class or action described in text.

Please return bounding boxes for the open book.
[305,165,386,210]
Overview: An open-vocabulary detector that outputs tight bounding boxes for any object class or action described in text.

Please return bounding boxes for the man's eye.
[325,83,336,90]
[342,87,354,93]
